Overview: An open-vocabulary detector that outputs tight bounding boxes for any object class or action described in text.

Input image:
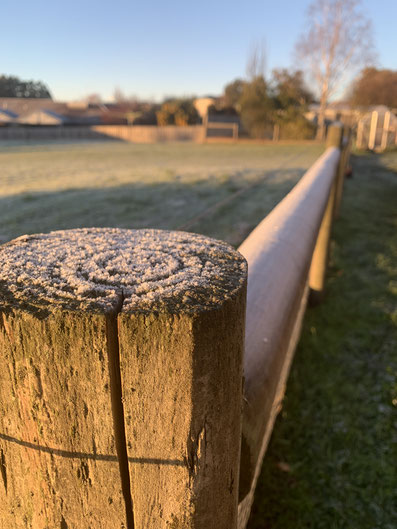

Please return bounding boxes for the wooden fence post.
[380,110,391,151]
[233,123,239,141]
[0,228,247,529]
[308,124,343,304]
[356,119,364,150]
[272,124,280,142]
[202,114,208,143]
[368,110,378,150]
[333,125,351,218]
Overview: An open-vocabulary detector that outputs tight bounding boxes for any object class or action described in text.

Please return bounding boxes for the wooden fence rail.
[0,125,349,528]
[237,124,343,527]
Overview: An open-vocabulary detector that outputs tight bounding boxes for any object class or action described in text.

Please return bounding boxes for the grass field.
[0,140,323,245]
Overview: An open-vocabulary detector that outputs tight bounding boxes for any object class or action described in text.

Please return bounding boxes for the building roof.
[0,108,18,122]
[0,97,59,114]
[17,109,69,125]
[0,98,125,125]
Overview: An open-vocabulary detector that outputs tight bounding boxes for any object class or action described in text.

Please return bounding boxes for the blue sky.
[1,0,396,101]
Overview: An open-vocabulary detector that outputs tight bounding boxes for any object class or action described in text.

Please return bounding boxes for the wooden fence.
[0,125,350,528]
[356,109,397,151]
[0,124,318,144]
[0,125,204,143]
[203,115,239,141]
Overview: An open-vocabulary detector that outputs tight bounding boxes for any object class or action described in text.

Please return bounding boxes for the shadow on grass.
[0,167,306,248]
[247,153,397,529]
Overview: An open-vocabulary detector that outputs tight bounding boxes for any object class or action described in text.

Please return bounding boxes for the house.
[17,109,70,125]
[0,109,18,125]
[17,107,103,126]
[193,97,216,119]
[0,97,155,127]
[0,97,59,116]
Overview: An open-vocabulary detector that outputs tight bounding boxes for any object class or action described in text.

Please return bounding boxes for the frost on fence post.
[0,228,247,529]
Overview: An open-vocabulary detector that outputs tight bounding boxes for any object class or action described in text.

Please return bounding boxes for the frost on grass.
[0,228,247,314]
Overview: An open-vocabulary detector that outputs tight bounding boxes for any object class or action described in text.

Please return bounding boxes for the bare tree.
[113,86,127,103]
[246,39,267,80]
[84,93,103,105]
[295,0,376,139]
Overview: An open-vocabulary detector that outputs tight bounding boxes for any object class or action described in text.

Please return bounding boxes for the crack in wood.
[0,448,7,494]
[106,290,135,529]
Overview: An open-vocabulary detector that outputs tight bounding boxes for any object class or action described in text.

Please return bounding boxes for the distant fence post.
[272,124,280,142]
[202,114,208,143]
[0,228,247,529]
[333,125,351,218]
[233,123,239,141]
[368,110,378,150]
[308,123,343,304]
[380,110,391,151]
[356,119,364,150]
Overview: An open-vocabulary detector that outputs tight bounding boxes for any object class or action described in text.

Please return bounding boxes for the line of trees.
[350,68,397,109]
[0,75,52,99]
[127,67,316,138]
[156,99,199,126]
[217,69,315,139]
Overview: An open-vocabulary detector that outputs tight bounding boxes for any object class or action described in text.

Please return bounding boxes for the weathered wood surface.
[116,230,247,528]
[0,228,247,529]
[0,310,126,529]
[0,307,129,529]
[237,146,340,527]
[119,297,246,528]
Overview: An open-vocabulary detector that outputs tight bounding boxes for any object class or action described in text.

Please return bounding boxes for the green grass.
[248,151,397,529]
[0,141,323,245]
